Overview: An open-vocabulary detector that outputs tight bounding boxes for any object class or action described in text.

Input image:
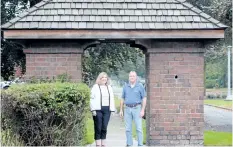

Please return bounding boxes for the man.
[120,71,146,146]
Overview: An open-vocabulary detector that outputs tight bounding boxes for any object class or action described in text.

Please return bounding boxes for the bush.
[207,94,216,99]
[216,94,221,99]
[1,82,90,146]
[222,94,227,99]
[28,73,71,83]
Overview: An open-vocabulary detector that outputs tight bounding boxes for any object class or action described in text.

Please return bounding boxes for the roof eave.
[3,29,225,39]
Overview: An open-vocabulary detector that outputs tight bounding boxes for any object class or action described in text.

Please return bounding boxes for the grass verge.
[204,131,232,146]
[84,112,94,145]
[115,97,121,113]
[132,120,232,146]
[206,88,228,93]
[204,99,232,109]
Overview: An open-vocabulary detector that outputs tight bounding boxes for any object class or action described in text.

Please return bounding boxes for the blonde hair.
[95,72,110,85]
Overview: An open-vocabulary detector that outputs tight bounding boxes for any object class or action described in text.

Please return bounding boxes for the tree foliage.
[188,0,232,60]
[1,0,31,80]
[188,0,232,88]
[82,43,144,85]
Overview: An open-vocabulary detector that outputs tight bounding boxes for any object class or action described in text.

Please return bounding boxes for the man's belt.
[125,103,141,108]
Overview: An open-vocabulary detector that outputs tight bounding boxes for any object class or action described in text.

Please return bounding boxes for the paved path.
[204,105,232,132]
[87,114,138,147]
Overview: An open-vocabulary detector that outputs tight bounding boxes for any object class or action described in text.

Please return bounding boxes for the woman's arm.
[90,84,96,111]
[109,86,116,112]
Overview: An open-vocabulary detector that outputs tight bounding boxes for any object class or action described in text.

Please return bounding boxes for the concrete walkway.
[87,114,138,147]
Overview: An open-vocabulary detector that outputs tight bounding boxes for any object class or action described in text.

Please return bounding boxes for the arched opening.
[82,40,147,86]
[82,40,148,145]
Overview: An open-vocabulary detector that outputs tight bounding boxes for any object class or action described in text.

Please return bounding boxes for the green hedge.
[1,82,90,146]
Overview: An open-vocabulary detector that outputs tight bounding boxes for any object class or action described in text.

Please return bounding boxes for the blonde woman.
[90,72,115,147]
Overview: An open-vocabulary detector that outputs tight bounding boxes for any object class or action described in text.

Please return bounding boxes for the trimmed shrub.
[222,94,227,99]
[216,94,221,99]
[1,82,90,146]
[207,94,216,99]
[28,73,71,84]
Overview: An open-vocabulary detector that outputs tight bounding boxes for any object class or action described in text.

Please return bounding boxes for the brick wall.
[24,44,83,82]
[146,41,205,146]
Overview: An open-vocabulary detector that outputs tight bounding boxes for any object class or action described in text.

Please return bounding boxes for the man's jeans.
[124,105,143,146]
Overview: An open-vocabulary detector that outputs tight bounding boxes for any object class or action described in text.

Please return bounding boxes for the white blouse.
[90,84,115,112]
[100,85,110,106]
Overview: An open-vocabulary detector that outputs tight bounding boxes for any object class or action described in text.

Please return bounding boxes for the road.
[204,105,232,132]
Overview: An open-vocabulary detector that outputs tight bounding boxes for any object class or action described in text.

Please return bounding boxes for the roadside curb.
[205,104,232,111]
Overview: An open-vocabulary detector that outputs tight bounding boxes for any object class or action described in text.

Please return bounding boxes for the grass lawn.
[204,99,232,109]
[84,112,94,145]
[132,120,232,146]
[114,97,122,113]
[206,88,228,93]
[204,131,232,146]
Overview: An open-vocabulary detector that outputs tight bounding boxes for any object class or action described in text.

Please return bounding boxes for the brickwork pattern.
[146,51,204,145]
[25,48,82,82]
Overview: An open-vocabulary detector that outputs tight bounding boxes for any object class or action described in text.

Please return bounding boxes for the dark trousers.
[93,106,111,140]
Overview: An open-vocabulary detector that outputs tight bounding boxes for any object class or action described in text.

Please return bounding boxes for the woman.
[90,72,115,147]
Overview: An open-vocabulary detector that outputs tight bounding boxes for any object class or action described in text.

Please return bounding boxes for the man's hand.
[92,111,97,116]
[119,110,124,118]
[140,97,146,118]
[140,110,144,118]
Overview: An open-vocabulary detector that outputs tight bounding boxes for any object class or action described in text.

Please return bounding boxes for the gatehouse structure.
[2,0,227,145]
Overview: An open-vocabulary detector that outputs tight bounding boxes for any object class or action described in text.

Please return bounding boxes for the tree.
[1,0,46,80]
[82,43,144,86]
[187,0,232,88]
[187,0,232,61]
[1,0,29,80]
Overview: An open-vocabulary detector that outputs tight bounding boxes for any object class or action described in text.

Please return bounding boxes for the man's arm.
[140,84,147,117]
[140,97,146,118]
[119,99,124,118]
[120,85,125,118]
[141,97,146,111]
[120,98,124,112]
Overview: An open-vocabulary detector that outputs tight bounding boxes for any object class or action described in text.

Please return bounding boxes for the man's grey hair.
[129,71,137,76]
[129,71,138,80]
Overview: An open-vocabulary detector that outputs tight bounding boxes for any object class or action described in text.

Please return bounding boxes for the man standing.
[120,71,146,146]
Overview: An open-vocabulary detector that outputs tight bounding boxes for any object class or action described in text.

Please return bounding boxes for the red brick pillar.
[24,42,83,82]
[146,41,205,146]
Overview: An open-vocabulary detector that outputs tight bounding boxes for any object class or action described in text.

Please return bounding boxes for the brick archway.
[3,38,206,145]
[2,0,227,145]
